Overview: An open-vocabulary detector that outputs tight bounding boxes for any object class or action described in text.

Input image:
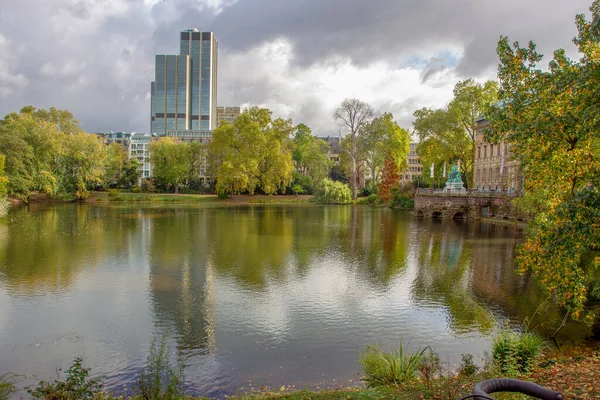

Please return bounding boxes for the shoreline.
[4,343,598,399]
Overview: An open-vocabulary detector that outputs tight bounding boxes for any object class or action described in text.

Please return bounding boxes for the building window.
[484,146,487,158]
[490,144,493,156]
[478,147,481,159]
[489,167,493,180]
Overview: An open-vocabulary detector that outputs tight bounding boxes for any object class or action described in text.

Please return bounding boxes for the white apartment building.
[129,133,155,181]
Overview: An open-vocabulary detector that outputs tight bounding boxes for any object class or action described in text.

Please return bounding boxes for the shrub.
[108,189,118,197]
[390,187,414,209]
[492,329,546,376]
[291,184,305,196]
[0,373,17,400]
[360,341,429,387]
[27,358,104,400]
[367,193,383,205]
[135,337,185,400]
[141,179,156,193]
[131,186,142,193]
[314,178,352,205]
[418,349,441,390]
[459,354,479,376]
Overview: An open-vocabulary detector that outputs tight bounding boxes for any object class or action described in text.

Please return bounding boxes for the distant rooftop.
[183,28,199,32]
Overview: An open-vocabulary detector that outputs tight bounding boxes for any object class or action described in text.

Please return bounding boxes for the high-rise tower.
[151,29,218,135]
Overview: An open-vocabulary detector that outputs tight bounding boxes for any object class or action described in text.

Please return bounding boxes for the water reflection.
[0,204,592,397]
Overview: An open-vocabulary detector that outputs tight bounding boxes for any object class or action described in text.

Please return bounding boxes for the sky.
[0,0,593,135]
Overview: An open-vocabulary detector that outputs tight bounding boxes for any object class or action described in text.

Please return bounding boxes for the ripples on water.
[0,204,591,397]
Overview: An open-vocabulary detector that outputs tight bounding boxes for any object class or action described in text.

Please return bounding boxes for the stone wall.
[414,194,519,220]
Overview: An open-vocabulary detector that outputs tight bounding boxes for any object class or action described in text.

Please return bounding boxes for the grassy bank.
[4,343,598,400]
[94,192,314,205]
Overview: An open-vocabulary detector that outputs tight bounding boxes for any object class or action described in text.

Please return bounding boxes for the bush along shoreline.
[2,331,599,400]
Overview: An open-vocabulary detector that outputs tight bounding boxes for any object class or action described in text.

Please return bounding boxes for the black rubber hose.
[472,378,563,400]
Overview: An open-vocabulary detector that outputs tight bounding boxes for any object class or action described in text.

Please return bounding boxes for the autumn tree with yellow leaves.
[487,1,600,324]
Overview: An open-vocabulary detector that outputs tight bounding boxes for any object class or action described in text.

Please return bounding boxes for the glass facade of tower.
[151,29,218,135]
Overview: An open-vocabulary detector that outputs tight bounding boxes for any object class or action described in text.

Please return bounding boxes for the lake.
[0,204,590,397]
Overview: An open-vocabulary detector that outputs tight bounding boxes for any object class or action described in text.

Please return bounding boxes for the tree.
[378,154,401,203]
[0,109,65,199]
[334,99,374,199]
[0,154,9,217]
[119,158,140,188]
[187,141,207,185]
[357,113,410,185]
[103,142,128,187]
[149,138,189,194]
[314,178,353,204]
[487,1,600,323]
[413,79,498,187]
[291,123,331,191]
[56,132,105,200]
[208,107,294,195]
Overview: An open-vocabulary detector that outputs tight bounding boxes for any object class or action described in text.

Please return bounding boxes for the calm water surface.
[0,204,590,397]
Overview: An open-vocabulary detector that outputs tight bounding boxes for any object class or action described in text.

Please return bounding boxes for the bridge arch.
[432,211,443,219]
[453,212,466,220]
[416,210,424,218]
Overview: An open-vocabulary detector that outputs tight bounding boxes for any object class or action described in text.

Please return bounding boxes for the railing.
[415,188,522,197]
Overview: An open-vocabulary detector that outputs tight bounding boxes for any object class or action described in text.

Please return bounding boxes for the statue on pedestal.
[444,162,465,192]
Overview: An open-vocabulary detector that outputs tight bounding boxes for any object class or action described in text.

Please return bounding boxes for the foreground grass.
[8,344,597,400]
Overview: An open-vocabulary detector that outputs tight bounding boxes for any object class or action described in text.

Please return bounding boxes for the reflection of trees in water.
[411,219,494,334]
[0,205,138,294]
[207,207,294,288]
[291,207,410,287]
[468,223,592,340]
[204,206,410,289]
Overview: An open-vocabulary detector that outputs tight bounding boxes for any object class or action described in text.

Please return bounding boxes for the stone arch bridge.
[414,192,520,220]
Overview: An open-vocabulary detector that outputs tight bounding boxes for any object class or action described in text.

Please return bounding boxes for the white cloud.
[0,34,28,98]
[0,0,592,133]
[219,38,474,133]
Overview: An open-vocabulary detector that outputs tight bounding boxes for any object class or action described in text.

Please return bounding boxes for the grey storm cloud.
[0,0,593,134]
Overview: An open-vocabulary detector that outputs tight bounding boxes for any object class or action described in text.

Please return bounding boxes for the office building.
[151,29,218,135]
[216,106,242,126]
[400,143,423,182]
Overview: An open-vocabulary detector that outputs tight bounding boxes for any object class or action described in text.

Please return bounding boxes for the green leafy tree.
[487,1,600,322]
[119,157,141,188]
[149,138,189,194]
[291,123,331,191]
[208,107,294,195]
[357,112,410,184]
[414,79,498,187]
[188,141,207,185]
[314,178,353,204]
[57,132,105,200]
[103,142,128,187]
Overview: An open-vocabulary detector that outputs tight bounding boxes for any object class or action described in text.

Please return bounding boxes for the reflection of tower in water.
[148,210,216,354]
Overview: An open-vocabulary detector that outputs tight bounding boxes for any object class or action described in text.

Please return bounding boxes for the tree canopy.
[208,107,294,196]
[0,107,107,200]
[290,123,332,191]
[487,1,600,322]
[357,112,410,184]
[414,79,498,188]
